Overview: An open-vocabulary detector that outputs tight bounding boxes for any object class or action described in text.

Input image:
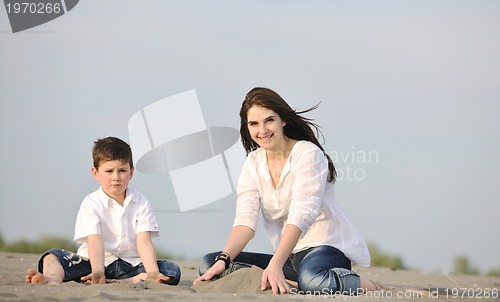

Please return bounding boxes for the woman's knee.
[298,267,360,295]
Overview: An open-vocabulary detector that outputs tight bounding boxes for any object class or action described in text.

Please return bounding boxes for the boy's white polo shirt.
[74,187,159,267]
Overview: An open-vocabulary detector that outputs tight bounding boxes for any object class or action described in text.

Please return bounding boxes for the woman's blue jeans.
[199,245,360,294]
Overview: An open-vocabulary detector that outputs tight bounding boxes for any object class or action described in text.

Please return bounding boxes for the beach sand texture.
[1,252,499,301]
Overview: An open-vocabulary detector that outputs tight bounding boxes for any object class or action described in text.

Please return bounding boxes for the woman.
[194,87,379,295]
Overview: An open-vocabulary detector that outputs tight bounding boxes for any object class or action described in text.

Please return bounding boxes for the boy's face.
[92,160,134,203]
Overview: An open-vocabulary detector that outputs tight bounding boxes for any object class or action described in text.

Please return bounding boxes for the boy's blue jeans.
[199,245,360,294]
[40,249,181,285]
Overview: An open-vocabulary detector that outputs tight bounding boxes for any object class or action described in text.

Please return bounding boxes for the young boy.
[26,137,181,285]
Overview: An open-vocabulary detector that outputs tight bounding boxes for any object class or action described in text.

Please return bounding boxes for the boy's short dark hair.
[92,137,133,169]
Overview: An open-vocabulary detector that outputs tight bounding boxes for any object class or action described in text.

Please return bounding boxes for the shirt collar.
[97,186,135,208]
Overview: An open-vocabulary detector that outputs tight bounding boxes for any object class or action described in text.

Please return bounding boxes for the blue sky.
[1,0,499,273]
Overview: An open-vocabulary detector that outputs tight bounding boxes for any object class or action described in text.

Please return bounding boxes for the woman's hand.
[193,260,226,285]
[261,262,291,294]
[260,225,300,294]
[81,271,106,285]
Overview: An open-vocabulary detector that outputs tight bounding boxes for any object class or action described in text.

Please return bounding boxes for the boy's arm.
[87,234,105,271]
[136,231,159,272]
[137,231,171,283]
[80,234,106,284]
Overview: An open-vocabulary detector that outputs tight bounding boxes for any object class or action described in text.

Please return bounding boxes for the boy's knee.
[43,253,59,264]
[158,261,181,285]
[170,262,181,285]
[39,249,65,272]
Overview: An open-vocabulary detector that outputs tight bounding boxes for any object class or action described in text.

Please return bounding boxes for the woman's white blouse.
[233,141,371,266]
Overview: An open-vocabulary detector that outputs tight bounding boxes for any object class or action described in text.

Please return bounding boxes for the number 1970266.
[5,2,62,14]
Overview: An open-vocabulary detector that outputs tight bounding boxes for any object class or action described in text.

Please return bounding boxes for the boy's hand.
[81,271,107,285]
[146,271,172,284]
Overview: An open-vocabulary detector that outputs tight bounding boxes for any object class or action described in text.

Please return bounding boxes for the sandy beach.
[1,251,499,301]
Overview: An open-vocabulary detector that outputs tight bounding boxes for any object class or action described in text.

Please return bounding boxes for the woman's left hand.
[193,260,226,285]
[261,263,291,294]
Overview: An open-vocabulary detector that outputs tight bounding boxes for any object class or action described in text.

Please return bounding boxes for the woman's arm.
[221,225,255,260]
[263,145,328,294]
[193,156,260,285]
[261,224,301,294]
[193,225,254,284]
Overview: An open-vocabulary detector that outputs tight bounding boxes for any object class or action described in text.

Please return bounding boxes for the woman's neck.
[266,137,295,162]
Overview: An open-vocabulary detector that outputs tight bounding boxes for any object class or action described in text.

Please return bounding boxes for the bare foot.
[26,268,60,285]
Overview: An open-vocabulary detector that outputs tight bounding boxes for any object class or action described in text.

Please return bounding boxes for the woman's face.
[246,105,286,151]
